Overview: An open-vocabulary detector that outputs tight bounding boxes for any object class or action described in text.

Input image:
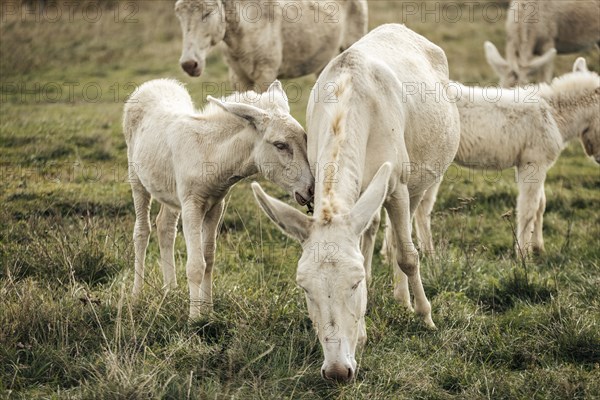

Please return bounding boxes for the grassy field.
[1,1,599,398]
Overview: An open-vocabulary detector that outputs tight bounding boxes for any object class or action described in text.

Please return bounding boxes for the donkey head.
[484,41,556,87]
[251,163,392,382]
[208,81,314,205]
[175,0,226,77]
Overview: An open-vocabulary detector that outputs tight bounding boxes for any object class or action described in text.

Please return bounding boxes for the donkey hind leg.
[131,180,152,297]
[515,166,546,257]
[386,185,435,328]
[199,200,225,313]
[414,179,442,257]
[156,204,180,290]
[360,210,381,285]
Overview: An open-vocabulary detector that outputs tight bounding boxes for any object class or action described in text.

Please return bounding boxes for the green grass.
[1,1,600,398]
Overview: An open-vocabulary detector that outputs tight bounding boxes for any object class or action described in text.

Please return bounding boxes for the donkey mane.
[539,71,600,108]
[320,73,353,224]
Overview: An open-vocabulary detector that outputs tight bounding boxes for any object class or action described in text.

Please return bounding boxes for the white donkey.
[123,79,314,318]
[251,24,460,382]
[394,58,600,259]
[175,0,367,89]
[485,0,600,87]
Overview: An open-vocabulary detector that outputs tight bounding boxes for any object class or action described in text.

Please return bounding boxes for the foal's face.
[580,101,600,164]
[257,112,314,207]
[175,0,225,77]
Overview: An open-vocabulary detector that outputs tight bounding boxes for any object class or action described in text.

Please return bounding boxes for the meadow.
[1,1,599,398]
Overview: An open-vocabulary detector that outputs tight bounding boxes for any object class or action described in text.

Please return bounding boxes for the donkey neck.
[202,116,260,181]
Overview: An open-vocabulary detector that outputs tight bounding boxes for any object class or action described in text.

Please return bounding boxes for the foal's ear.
[207,96,268,130]
[573,57,588,73]
[484,41,510,76]
[348,162,392,236]
[252,182,313,242]
[265,80,290,112]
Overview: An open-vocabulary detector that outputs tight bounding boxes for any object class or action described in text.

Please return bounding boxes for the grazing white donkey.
[485,0,600,87]
[251,24,460,382]
[123,79,314,318]
[394,58,600,259]
[175,0,367,88]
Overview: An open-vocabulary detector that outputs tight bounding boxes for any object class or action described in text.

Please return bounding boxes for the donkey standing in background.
[386,58,600,260]
[124,79,314,318]
[485,0,600,87]
[175,0,367,90]
[251,24,460,382]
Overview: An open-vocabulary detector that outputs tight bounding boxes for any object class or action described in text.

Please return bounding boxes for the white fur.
[485,0,600,87]
[124,78,313,319]
[383,59,600,260]
[250,24,461,382]
[175,0,367,89]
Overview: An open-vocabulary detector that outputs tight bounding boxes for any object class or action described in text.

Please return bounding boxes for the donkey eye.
[351,280,362,290]
[273,142,289,151]
[582,127,590,135]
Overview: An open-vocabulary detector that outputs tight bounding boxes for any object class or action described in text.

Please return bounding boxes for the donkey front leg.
[386,185,435,329]
[181,200,208,319]
[531,189,546,254]
[199,200,225,312]
[156,204,180,290]
[381,211,412,309]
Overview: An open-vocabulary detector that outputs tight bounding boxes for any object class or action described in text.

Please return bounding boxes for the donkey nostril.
[347,368,353,380]
[181,60,200,75]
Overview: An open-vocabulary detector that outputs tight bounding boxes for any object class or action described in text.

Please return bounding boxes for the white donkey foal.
[400,58,600,258]
[251,24,460,382]
[123,79,313,318]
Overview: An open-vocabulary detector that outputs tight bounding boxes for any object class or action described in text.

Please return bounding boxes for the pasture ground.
[1,1,599,398]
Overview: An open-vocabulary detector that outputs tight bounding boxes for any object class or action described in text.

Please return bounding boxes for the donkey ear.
[265,80,289,111]
[251,182,312,242]
[527,48,557,72]
[573,57,588,73]
[348,163,392,236]
[484,41,510,76]
[207,95,268,129]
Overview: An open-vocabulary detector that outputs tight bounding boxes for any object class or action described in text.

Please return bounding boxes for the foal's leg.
[181,199,208,319]
[386,185,435,328]
[156,204,180,290]
[532,189,546,254]
[130,178,152,297]
[414,179,442,257]
[199,200,225,313]
[516,165,546,256]
[360,210,381,284]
